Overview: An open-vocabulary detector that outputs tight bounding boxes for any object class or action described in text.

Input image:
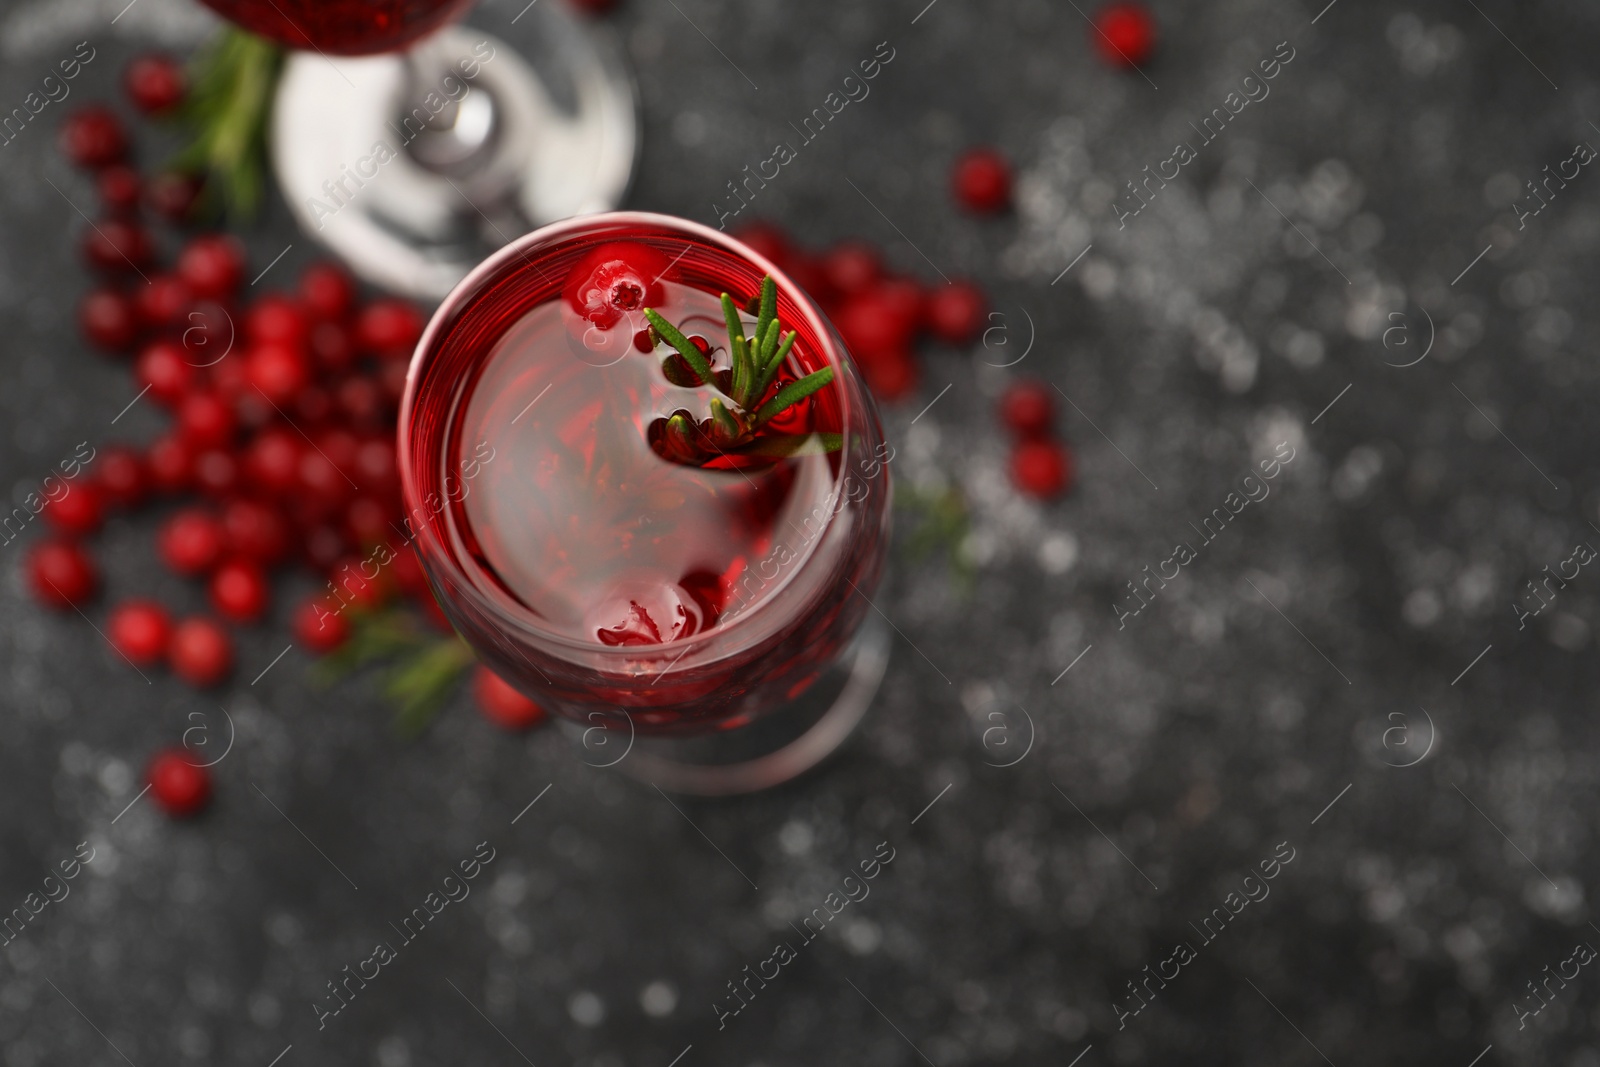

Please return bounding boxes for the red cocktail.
[401,214,891,773]
[197,0,473,54]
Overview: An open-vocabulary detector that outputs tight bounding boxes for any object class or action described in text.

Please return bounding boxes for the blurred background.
[1,0,1599,1063]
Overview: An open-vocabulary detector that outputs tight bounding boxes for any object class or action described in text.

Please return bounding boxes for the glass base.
[558,616,892,796]
[270,7,637,299]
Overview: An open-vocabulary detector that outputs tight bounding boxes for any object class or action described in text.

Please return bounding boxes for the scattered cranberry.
[221,498,290,564]
[96,446,148,508]
[177,391,236,448]
[390,544,430,598]
[108,600,173,665]
[822,241,882,296]
[82,218,154,273]
[926,280,987,345]
[862,351,919,402]
[293,383,333,425]
[952,147,1013,215]
[177,234,245,300]
[158,508,224,575]
[97,165,142,214]
[135,339,196,405]
[124,53,186,115]
[999,381,1055,439]
[145,434,194,494]
[310,321,355,373]
[25,540,98,609]
[192,448,240,498]
[245,296,308,348]
[244,429,301,495]
[355,300,425,357]
[299,262,355,321]
[733,222,793,270]
[1092,2,1157,68]
[335,375,382,427]
[344,495,390,547]
[146,170,202,221]
[474,665,546,730]
[209,558,269,622]
[59,106,127,169]
[136,274,193,330]
[146,749,212,816]
[169,617,232,687]
[80,288,140,352]
[43,482,105,537]
[292,595,349,654]
[328,556,389,611]
[1010,439,1073,499]
[246,343,310,405]
[836,289,919,364]
[565,0,618,14]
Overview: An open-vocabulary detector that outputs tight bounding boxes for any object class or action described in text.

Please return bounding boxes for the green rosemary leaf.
[644,309,717,388]
[755,276,777,352]
[387,638,476,738]
[759,318,781,367]
[710,397,741,442]
[734,432,844,457]
[754,366,834,426]
[174,27,283,220]
[753,330,798,404]
[721,292,748,350]
[722,293,750,402]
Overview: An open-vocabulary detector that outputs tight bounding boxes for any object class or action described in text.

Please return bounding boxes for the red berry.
[355,299,426,357]
[146,435,194,494]
[862,350,919,402]
[390,544,430,597]
[822,241,883,296]
[344,496,391,547]
[1010,440,1073,498]
[785,253,835,309]
[353,437,398,494]
[209,558,268,622]
[377,359,408,404]
[82,218,153,273]
[310,321,355,373]
[951,147,1013,215]
[177,234,246,301]
[291,595,349,654]
[566,0,618,14]
[244,430,302,495]
[299,262,355,321]
[179,300,235,368]
[146,170,202,221]
[334,375,383,428]
[25,541,98,609]
[474,665,546,730]
[177,391,236,448]
[221,497,290,564]
[1092,2,1157,67]
[732,221,793,270]
[246,343,310,405]
[999,381,1055,439]
[158,508,224,575]
[96,446,148,508]
[926,280,987,345]
[136,274,194,330]
[328,556,389,611]
[97,165,141,214]
[135,339,197,405]
[561,243,669,332]
[294,384,333,426]
[302,524,349,570]
[245,296,308,348]
[192,449,240,498]
[124,53,186,115]
[146,749,212,816]
[108,600,173,665]
[59,106,127,169]
[169,617,232,687]
[836,287,920,363]
[80,288,140,351]
[298,449,352,507]
[43,481,104,536]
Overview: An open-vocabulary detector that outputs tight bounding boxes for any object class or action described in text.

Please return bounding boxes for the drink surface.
[198,0,474,54]
[447,273,838,648]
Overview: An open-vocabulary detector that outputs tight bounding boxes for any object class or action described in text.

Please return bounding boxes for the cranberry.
[192,449,240,498]
[926,280,987,345]
[245,295,308,348]
[147,749,212,816]
[80,288,140,352]
[146,434,194,494]
[822,241,883,296]
[302,524,349,570]
[146,170,202,221]
[310,321,355,373]
[124,53,186,115]
[135,339,196,405]
[952,147,1013,215]
[298,449,352,507]
[474,666,546,730]
[335,375,382,427]
[244,430,301,495]
[1092,2,1157,67]
[390,544,430,597]
[136,274,194,330]
[566,0,618,14]
[353,437,398,493]
[291,595,350,654]
[177,234,246,300]
[221,497,290,564]
[108,600,173,665]
[82,218,153,273]
[43,481,104,536]
[1010,440,1073,498]
[209,558,269,622]
[246,343,310,405]
[732,221,793,270]
[293,384,334,426]
[836,288,920,363]
[377,359,408,404]
[999,381,1055,439]
[299,262,355,321]
[179,301,235,368]
[158,508,224,575]
[25,540,98,609]
[343,496,392,548]
[562,242,669,331]
[328,556,389,611]
[355,299,425,357]
[59,106,127,169]
[177,391,236,448]
[862,350,919,402]
[785,254,835,310]
[169,617,233,687]
[96,446,148,508]
[97,165,141,215]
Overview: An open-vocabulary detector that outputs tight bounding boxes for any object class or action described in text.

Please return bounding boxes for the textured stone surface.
[0,0,1597,1064]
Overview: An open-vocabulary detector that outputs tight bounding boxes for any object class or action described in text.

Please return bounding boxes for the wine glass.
[399,212,894,794]
[197,0,637,299]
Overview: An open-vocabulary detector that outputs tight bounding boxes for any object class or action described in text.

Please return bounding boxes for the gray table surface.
[1,0,1597,1064]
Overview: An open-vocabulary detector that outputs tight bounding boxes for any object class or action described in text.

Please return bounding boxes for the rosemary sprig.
[173,27,283,220]
[312,607,476,737]
[642,275,839,467]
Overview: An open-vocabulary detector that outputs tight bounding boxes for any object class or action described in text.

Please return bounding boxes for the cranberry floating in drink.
[402,214,892,793]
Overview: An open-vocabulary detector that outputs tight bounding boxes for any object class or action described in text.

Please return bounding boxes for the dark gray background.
[0,0,1597,1064]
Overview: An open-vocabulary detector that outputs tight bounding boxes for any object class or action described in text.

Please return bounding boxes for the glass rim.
[398,210,863,662]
